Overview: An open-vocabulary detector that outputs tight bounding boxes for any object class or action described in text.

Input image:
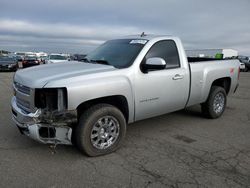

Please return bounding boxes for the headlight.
[35,88,67,111]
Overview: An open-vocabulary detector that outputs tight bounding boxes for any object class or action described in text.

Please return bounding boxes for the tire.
[201,86,227,119]
[244,67,248,72]
[75,104,126,156]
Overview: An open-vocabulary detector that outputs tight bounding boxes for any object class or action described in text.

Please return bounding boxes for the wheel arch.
[211,77,231,95]
[201,77,231,105]
[76,95,129,123]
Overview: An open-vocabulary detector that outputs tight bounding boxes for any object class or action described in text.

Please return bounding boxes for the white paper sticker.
[129,39,148,45]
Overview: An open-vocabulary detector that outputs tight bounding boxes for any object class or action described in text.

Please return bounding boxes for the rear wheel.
[75,104,126,156]
[201,86,227,119]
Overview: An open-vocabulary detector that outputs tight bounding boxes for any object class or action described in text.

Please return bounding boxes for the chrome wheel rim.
[213,92,225,114]
[90,116,120,150]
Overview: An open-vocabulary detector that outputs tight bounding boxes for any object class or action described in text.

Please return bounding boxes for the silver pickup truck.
[11,35,240,156]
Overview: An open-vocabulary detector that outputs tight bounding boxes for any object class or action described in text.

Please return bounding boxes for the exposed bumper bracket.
[11,96,73,145]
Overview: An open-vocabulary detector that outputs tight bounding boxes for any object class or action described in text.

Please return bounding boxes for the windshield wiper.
[82,58,111,66]
[90,59,110,65]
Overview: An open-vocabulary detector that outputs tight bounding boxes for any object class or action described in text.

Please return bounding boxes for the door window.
[144,40,180,69]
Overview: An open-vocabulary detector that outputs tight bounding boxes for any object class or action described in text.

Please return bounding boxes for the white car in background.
[46,54,69,64]
[239,62,245,71]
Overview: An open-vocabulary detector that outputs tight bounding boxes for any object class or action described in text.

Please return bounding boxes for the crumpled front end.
[11,82,77,145]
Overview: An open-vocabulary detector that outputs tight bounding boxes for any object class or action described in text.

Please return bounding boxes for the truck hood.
[14,61,116,88]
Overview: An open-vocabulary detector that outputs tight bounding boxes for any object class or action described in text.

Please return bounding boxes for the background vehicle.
[39,56,48,64]
[15,52,26,58]
[245,62,250,72]
[238,56,250,72]
[240,62,246,71]
[0,50,11,56]
[72,54,87,61]
[20,56,41,68]
[0,56,17,71]
[46,54,69,64]
[11,35,240,156]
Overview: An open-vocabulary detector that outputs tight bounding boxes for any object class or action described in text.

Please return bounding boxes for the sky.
[0,0,250,55]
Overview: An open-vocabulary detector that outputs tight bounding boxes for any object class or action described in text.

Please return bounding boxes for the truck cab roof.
[121,34,174,40]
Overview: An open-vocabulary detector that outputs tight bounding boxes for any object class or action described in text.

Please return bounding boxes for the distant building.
[186,49,238,59]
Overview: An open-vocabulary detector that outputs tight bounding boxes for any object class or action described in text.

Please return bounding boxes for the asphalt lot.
[0,72,250,188]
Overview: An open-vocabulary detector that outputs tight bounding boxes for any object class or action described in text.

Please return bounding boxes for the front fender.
[66,76,134,122]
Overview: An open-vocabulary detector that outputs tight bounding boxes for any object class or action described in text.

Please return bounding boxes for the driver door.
[134,40,189,121]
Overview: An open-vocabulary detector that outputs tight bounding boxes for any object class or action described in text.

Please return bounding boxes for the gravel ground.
[0,72,250,188]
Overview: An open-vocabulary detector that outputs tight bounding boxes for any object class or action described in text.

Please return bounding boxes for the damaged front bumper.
[11,97,76,145]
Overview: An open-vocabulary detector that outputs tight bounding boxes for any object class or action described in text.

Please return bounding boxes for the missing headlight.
[35,88,67,111]
[57,88,66,111]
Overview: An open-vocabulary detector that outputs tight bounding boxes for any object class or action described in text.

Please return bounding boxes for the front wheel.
[201,86,227,119]
[75,104,126,156]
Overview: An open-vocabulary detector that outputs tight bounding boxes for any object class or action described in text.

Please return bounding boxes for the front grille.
[14,82,30,95]
[12,109,17,117]
[16,97,31,113]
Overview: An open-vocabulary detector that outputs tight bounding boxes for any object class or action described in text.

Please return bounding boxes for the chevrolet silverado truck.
[11,35,240,156]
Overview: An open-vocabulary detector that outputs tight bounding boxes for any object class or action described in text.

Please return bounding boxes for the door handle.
[172,74,184,80]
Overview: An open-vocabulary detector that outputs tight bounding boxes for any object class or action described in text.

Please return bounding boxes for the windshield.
[85,39,147,68]
[0,56,16,61]
[25,56,37,60]
[40,56,48,59]
[24,56,37,61]
[16,53,25,56]
[50,55,67,60]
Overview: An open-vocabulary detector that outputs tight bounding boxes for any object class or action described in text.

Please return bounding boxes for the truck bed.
[186,59,239,107]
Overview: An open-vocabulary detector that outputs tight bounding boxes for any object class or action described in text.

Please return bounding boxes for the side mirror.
[142,57,166,73]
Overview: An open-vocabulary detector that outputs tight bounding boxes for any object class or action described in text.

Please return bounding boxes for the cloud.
[0,0,250,55]
[0,19,142,40]
[0,19,144,53]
